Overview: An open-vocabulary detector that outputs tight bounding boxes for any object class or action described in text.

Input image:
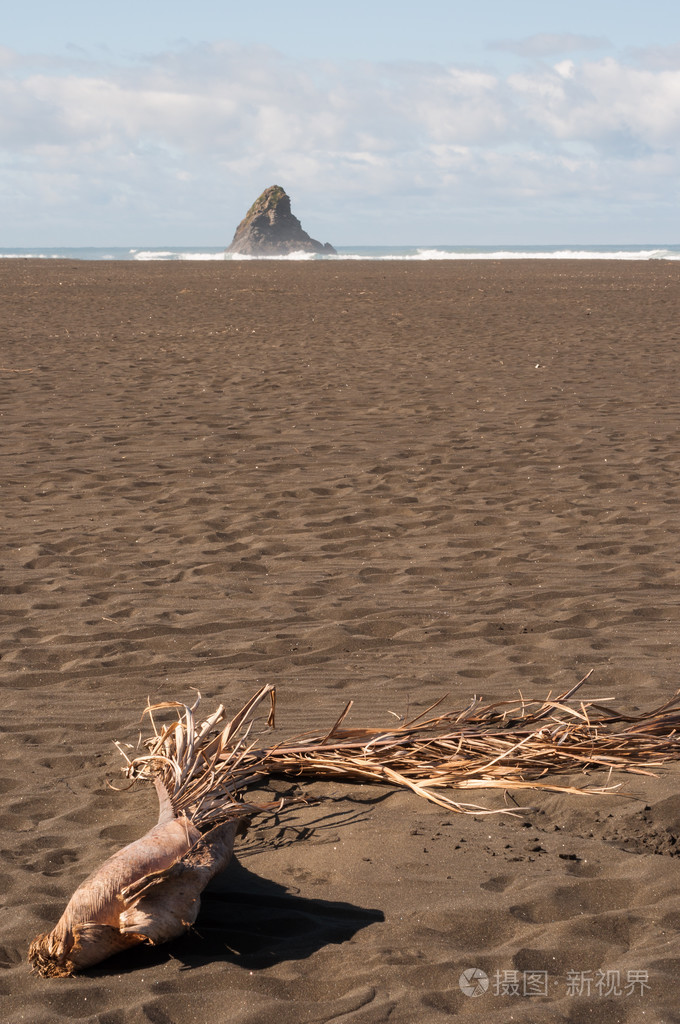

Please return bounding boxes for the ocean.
[1,244,679,261]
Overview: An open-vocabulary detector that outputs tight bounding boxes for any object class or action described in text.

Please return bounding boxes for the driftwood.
[29,675,680,976]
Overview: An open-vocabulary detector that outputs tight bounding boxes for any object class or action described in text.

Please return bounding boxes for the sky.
[2,1,680,246]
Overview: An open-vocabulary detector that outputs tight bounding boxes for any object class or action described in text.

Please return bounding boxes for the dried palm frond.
[126,672,680,812]
[30,674,680,977]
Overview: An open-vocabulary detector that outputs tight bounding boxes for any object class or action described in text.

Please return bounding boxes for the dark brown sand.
[2,258,680,1022]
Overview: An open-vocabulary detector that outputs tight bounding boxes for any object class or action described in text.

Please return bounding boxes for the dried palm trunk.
[30,676,680,976]
[29,784,244,976]
[29,688,275,977]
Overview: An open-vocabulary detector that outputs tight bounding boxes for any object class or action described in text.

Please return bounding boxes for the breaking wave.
[2,245,679,261]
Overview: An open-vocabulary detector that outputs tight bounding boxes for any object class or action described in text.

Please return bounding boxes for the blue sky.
[2,1,680,245]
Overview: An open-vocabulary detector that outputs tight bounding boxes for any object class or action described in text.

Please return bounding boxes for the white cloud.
[554,60,576,80]
[1,43,679,243]
[508,59,680,151]
[489,33,610,58]
[629,43,680,71]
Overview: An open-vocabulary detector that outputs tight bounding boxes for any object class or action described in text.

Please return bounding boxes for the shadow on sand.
[91,856,383,976]
[91,798,388,976]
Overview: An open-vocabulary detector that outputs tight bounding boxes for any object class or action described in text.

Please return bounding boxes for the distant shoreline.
[1,244,679,262]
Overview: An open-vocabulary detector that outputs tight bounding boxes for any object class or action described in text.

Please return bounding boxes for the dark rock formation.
[226,185,336,256]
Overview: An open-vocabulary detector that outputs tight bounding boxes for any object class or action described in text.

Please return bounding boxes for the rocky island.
[226,185,336,257]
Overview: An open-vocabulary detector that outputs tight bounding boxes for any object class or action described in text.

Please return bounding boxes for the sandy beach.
[2,257,680,1023]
